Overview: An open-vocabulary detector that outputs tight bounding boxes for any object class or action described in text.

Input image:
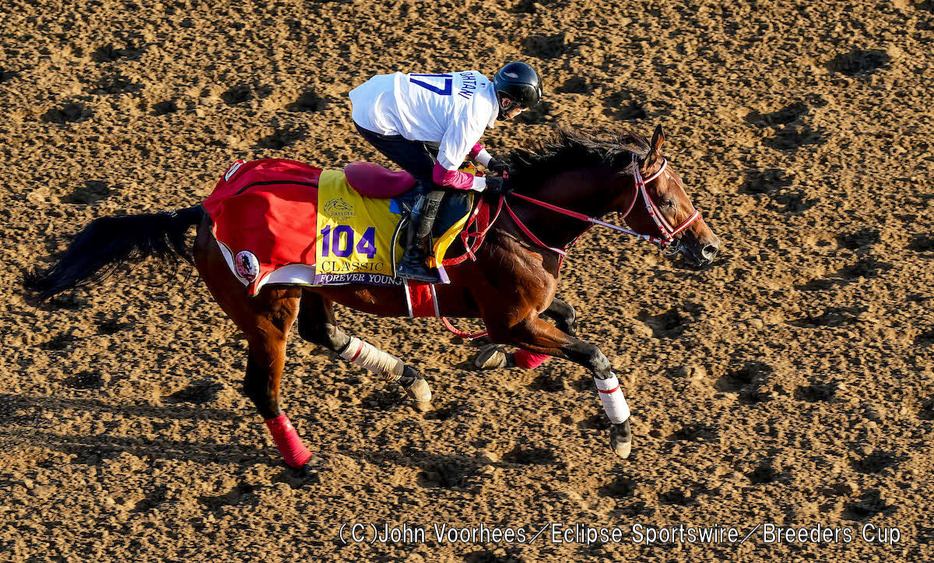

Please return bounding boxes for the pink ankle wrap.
[514,350,549,369]
[264,414,313,468]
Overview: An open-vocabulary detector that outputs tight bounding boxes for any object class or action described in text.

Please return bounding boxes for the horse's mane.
[506,128,651,191]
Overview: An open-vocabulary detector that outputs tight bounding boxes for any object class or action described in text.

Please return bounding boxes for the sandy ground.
[2,0,933,560]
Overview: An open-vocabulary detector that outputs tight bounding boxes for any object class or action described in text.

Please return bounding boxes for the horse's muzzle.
[671,233,720,267]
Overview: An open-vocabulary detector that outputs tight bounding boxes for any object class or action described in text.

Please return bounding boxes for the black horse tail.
[23,205,206,301]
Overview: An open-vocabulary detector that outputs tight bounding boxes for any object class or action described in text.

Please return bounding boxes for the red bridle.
[503,157,702,255]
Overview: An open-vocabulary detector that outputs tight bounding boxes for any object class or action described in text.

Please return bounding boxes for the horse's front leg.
[541,297,578,336]
[495,316,633,459]
[474,297,577,370]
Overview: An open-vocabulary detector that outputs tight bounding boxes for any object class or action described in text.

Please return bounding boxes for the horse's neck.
[510,169,628,250]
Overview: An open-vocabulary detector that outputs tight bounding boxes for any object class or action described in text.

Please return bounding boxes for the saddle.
[341,161,478,268]
[204,158,494,295]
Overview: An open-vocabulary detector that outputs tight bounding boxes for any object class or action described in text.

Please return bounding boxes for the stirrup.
[396,258,440,283]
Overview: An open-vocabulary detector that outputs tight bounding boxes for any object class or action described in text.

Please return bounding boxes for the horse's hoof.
[613,440,632,459]
[610,419,633,459]
[291,455,325,477]
[474,345,508,370]
[405,377,432,403]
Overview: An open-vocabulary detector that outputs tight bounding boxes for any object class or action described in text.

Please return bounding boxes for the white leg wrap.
[594,373,630,424]
[339,337,405,382]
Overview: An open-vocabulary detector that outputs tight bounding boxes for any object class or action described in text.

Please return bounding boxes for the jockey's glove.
[487,158,509,174]
[484,175,512,196]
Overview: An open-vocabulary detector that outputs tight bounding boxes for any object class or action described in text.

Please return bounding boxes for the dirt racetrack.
[2,0,933,560]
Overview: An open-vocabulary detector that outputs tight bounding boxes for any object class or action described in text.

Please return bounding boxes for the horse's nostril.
[702,244,718,260]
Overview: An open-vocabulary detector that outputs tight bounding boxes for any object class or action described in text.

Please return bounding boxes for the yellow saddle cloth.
[314,170,473,285]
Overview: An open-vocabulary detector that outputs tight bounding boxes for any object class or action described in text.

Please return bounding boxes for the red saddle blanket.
[202,159,322,294]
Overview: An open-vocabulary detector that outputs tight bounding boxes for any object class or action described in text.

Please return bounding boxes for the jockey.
[349,62,543,282]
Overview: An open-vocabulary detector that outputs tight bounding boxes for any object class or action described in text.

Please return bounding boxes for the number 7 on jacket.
[409,73,453,96]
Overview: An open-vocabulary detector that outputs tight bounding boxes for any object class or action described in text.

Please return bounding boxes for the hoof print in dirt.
[604,92,648,121]
[746,102,809,128]
[132,485,168,513]
[42,102,92,124]
[45,293,87,311]
[65,180,113,205]
[763,123,824,151]
[747,460,783,484]
[287,90,327,112]
[915,329,934,347]
[221,85,253,105]
[741,168,793,195]
[41,333,76,351]
[600,475,636,498]
[639,308,688,338]
[838,227,881,250]
[501,446,557,466]
[852,450,902,474]
[668,422,718,443]
[839,257,892,280]
[843,489,890,520]
[919,398,934,419]
[96,314,132,334]
[91,44,143,63]
[66,370,104,390]
[909,234,934,253]
[512,0,556,13]
[577,413,610,431]
[417,459,473,489]
[523,32,573,59]
[167,381,221,405]
[768,189,814,213]
[151,100,179,116]
[659,486,701,506]
[794,382,837,403]
[200,483,258,512]
[255,127,306,150]
[827,49,890,76]
[529,372,566,392]
[557,76,593,94]
[715,361,773,403]
[92,74,142,95]
[361,389,400,411]
[790,307,861,328]
[423,403,463,421]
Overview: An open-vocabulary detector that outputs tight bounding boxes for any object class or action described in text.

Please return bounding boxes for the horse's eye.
[663,199,675,208]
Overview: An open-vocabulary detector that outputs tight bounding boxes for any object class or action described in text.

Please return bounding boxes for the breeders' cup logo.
[234,250,259,282]
[323,198,354,222]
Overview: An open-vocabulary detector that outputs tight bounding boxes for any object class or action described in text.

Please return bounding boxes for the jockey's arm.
[468,142,494,167]
[433,120,490,192]
[432,161,487,192]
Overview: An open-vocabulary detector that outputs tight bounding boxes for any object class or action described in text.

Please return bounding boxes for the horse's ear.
[651,125,665,154]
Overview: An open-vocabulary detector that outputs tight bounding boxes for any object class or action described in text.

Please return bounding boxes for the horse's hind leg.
[297,291,432,409]
[194,226,312,469]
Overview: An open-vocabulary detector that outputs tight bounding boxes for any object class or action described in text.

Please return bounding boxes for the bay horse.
[24,125,720,471]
